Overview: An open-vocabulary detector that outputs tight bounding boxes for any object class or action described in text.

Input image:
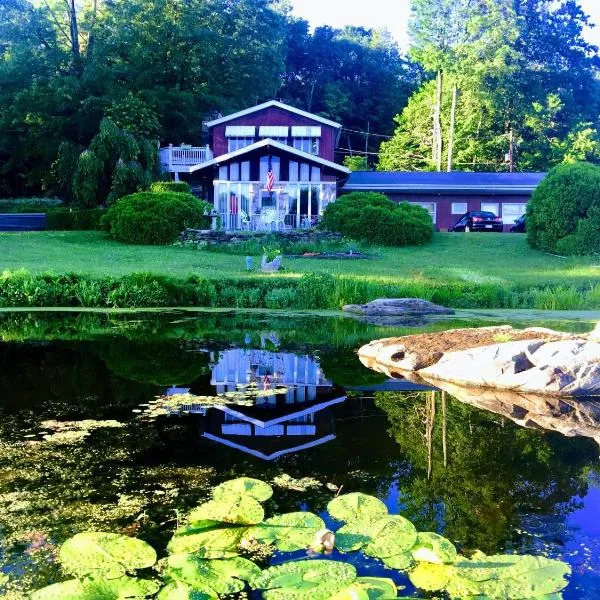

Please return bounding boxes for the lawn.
[2,230,598,289]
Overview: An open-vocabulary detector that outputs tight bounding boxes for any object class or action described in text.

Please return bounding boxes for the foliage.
[31,478,573,599]
[103,192,211,245]
[321,193,433,246]
[45,208,106,230]
[343,156,370,171]
[150,182,193,195]
[527,162,600,255]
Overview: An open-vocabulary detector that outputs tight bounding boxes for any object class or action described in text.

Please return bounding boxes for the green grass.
[1,231,599,310]
[2,231,598,285]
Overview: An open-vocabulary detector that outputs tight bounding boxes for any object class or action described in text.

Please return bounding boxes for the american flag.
[266,156,274,192]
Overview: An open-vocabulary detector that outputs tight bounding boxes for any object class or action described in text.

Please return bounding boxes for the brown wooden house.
[160,100,351,230]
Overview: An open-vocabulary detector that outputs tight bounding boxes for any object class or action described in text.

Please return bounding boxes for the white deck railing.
[159,145,213,172]
[219,212,316,231]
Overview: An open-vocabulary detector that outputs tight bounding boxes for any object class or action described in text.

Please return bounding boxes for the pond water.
[1,310,599,598]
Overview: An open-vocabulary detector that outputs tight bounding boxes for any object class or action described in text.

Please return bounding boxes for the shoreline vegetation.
[2,231,599,310]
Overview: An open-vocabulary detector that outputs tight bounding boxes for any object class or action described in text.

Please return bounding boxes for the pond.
[0,310,599,598]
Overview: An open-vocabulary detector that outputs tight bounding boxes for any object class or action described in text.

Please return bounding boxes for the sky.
[289,0,600,50]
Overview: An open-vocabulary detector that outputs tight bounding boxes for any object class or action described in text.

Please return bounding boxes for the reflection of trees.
[375,391,597,553]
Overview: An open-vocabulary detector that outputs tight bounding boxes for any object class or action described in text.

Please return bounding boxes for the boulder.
[586,322,600,342]
[343,298,454,317]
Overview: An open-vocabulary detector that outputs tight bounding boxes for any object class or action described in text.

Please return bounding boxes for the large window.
[411,202,437,224]
[451,202,468,215]
[293,137,320,155]
[502,203,527,224]
[259,156,280,183]
[481,202,499,216]
[228,138,254,152]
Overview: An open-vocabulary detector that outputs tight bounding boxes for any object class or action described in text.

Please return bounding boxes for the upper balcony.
[159,144,213,173]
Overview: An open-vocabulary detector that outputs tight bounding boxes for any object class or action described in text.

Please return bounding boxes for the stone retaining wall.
[179,228,343,245]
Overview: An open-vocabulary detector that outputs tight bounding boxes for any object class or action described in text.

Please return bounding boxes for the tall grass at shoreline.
[1,270,599,310]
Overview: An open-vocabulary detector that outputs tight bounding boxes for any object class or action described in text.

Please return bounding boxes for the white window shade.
[225,126,255,137]
[259,126,288,137]
[502,203,527,224]
[291,126,322,137]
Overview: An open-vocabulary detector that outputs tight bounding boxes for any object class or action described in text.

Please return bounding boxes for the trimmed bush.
[321,192,433,246]
[45,208,107,230]
[150,181,193,194]
[102,192,211,245]
[527,162,600,255]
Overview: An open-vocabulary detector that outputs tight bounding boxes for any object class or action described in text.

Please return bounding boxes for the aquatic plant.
[30,477,572,599]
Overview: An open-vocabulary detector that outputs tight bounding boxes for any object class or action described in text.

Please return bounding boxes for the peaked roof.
[205,100,342,129]
[188,138,351,176]
[344,171,547,195]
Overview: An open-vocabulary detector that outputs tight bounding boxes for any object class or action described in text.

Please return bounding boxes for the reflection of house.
[160,100,350,230]
[202,395,345,461]
[211,349,331,404]
[203,348,345,460]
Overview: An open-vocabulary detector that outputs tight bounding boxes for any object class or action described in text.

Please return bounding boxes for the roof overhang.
[205,100,342,130]
[343,184,540,195]
[189,138,351,177]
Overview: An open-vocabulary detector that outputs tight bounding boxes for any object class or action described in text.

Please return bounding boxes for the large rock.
[419,338,600,396]
[343,298,454,317]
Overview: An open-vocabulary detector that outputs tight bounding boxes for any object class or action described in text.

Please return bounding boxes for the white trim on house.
[205,100,342,129]
[344,184,539,194]
[188,138,351,175]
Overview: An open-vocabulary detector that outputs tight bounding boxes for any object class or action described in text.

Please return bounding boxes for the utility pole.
[508,128,515,173]
[365,122,370,169]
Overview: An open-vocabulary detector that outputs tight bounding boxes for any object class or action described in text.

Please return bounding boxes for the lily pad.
[250,559,357,599]
[164,554,261,596]
[335,521,374,552]
[32,576,160,599]
[327,493,388,524]
[364,516,418,559]
[59,532,157,579]
[244,512,326,551]
[157,581,215,599]
[167,524,247,556]
[382,551,414,571]
[212,477,273,502]
[187,496,264,525]
[408,562,454,592]
[448,554,571,598]
[354,577,398,599]
[411,532,457,564]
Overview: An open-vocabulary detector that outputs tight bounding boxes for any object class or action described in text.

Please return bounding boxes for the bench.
[0,213,46,231]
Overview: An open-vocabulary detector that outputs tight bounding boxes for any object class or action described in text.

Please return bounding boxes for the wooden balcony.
[159,145,213,173]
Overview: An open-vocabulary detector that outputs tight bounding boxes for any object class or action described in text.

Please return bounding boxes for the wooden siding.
[210,106,337,161]
[384,193,532,231]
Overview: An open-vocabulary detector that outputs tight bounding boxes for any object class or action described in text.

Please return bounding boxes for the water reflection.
[1,312,600,598]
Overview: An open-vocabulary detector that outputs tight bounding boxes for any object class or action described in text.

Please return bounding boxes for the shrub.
[321,192,433,246]
[0,198,63,212]
[102,192,211,245]
[45,208,106,230]
[527,162,600,254]
[150,181,193,194]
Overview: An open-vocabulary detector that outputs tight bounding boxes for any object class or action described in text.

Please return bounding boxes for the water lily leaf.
[382,551,414,571]
[411,532,457,564]
[447,555,571,598]
[167,524,247,556]
[364,516,418,559]
[408,562,455,592]
[212,477,273,502]
[32,576,160,599]
[354,577,398,598]
[245,512,325,551]
[327,493,388,524]
[59,532,157,579]
[157,581,215,599]
[187,496,264,525]
[164,553,260,596]
[250,559,357,599]
[335,521,373,552]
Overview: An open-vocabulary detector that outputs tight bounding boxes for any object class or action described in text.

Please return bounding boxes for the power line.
[336,148,380,156]
[341,127,393,139]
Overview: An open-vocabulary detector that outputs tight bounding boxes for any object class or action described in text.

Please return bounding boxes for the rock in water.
[343,298,454,316]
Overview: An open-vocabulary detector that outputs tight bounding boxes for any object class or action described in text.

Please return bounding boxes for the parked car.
[451,211,503,232]
[510,214,526,233]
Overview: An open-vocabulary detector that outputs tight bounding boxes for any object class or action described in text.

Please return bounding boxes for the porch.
[159,145,213,174]
[214,180,337,231]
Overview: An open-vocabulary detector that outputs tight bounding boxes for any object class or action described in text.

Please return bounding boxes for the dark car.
[451,211,503,232]
[510,214,526,233]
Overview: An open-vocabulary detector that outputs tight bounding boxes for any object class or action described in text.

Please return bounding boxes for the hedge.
[149,181,193,194]
[102,191,211,244]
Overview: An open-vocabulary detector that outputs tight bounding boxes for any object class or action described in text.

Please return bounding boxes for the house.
[342,171,547,231]
[159,100,351,230]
